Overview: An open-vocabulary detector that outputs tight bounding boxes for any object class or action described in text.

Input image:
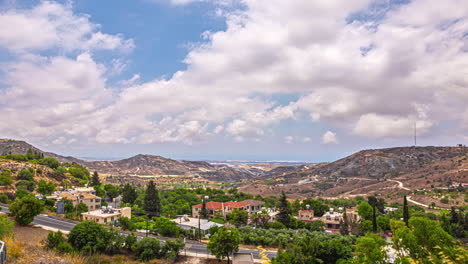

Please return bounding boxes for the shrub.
[153,217,183,237]
[17,169,33,181]
[68,221,110,253]
[119,217,136,231]
[161,238,185,259]
[10,195,43,225]
[266,221,286,229]
[0,194,9,204]
[0,170,13,186]
[45,231,66,250]
[124,233,137,249]
[56,242,74,254]
[36,158,61,169]
[0,215,14,238]
[132,237,162,261]
[15,180,35,192]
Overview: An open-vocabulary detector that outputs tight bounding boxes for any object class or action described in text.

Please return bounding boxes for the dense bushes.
[0,214,14,238]
[64,220,184,260]
[68,221,110,253]
[271,232,355,264]
[9,195,43,225]
[0,170,13,186]
[132,237,184,261]
[237,227,348,248]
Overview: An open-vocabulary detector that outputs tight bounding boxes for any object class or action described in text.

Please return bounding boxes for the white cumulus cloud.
[322,131,338,144]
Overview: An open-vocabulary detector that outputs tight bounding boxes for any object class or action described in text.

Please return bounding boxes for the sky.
[0,0,467,162]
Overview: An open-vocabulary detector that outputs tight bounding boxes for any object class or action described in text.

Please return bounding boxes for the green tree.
[122,183,137,205]
[15,180,35,191]
[340,211,349,235]
[144,181,161,217]
[207,227,241,264]
[301,198,329,217]
[45,231,66,250]
[10,195,43,225]
[357,201,373,221]
[119,216,136,231]
[305,220,325,232]
[0,170,13,186]
[36,180,56,195]
[67,163,90,179]
[391,217,456,262]
[76,202,88,213]
[124,232,137,250]
[91,171,100,186]
[227,208,248,227]
[104,184,120,200]
[277,192,291,228]
[153,217,182,237]
[0,215,14,238]
[161,238,185,259]
[37,157,61,169]
[0,194,8,204]
[68,221,110,253]
[132,237,162,261]
[17,169,34,181]
[200,197,208,219]
[403,195,409,226]
[372,206,377,232]
[354,233,387,264]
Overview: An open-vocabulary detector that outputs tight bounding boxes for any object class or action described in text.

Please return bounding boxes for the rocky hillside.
[85,154,253,182]
[0,158,63,194]
[0,139,255,182]
[0,139,84,164]
[240,146,468,199]
[269,146,467,180]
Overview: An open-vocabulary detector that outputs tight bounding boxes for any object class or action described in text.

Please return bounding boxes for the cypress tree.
[372,206,377,232]
[403,195,409,226]
[91,171,100,186]
[277,192,291,228]
[122,183,137,205]
[144,180,160,217]
[200,197,208,219]
[340,210,349,235]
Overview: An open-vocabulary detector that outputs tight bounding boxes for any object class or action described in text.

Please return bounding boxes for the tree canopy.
[144,180,161,217]
[207,227,241,263]
[10,195,43,225]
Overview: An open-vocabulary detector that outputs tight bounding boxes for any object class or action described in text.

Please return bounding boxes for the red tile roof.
[224,201,249,208]
[299,210,314,213]
[192,201,223,210]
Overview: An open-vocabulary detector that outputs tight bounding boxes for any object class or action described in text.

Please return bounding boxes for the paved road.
[0,204,276,259]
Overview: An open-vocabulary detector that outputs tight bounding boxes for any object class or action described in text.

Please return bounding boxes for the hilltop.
[0,139,84,164]
[85,154,253,182]
[240,146,468,200]
[0,139,257,182]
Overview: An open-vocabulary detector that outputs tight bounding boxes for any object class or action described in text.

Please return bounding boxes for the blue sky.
[0,0,467,162]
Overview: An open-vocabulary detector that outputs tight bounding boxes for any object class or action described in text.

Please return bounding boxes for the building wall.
[79,197,101,211]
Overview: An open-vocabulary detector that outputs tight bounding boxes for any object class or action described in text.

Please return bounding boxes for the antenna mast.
[414,122,417,147]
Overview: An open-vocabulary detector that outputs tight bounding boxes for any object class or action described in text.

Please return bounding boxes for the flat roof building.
[82,207,131,225]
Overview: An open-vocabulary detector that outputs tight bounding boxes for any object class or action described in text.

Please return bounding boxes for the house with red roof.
[223,201,250,215]
[192,201,224,218]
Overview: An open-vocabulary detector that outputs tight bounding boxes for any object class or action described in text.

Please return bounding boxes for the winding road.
[387,179,433,208]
